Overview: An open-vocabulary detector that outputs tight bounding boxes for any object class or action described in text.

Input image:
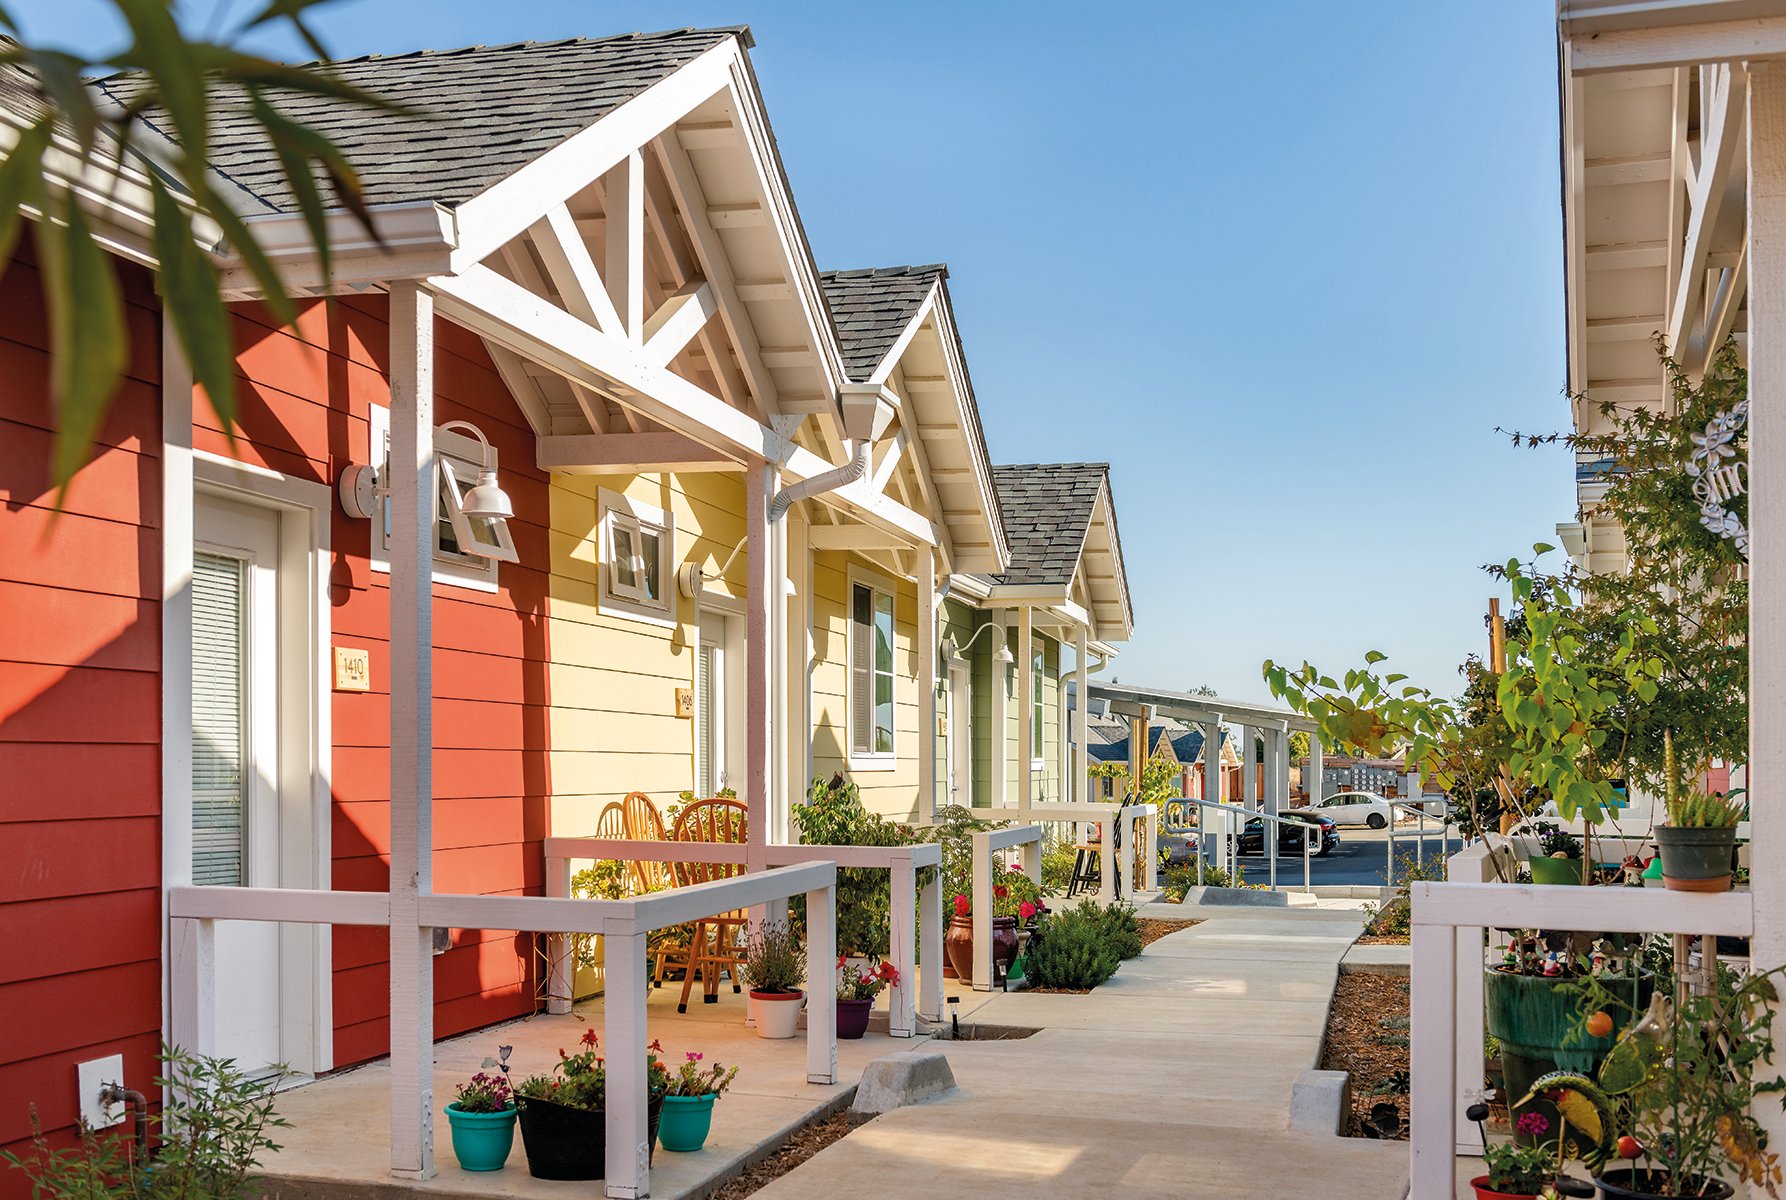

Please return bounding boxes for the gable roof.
[89,28,745,214]
[987,462,1109,587]
[820,265,944,382]
[1091,725,1227,766]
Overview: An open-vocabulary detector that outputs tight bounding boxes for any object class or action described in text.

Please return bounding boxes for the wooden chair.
[669,797,749,1013]
[621,791,673,894]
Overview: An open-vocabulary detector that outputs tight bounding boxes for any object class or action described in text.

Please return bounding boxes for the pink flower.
[1007,863,1023,873]
[1516,1112,1550,1137]
[1019,901,1037,920]
[953,894,970,917]
[686,1051,703,1063]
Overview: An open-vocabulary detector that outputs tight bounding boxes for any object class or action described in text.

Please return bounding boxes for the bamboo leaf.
[39,200,127,491]
[150,174,237,433]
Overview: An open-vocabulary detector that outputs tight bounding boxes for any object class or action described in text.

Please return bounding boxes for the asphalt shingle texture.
[987,462,1109,588]
[88,28,744,213]
[819,265,943,382]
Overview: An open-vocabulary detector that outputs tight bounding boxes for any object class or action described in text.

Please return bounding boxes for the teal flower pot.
[658,1094,716,1153]
[444,1102,517,1172]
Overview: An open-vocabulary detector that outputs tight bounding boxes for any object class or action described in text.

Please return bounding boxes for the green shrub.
[1040,836,1077,895]
[791,774,917,957]
[1096,902,1143,960]
[1024,901,1121,990]
[1160,859,1246,900]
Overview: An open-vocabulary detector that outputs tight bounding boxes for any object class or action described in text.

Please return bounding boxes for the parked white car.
[1310,790,1401,829]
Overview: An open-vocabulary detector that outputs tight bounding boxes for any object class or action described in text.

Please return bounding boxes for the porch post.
[1017,606,1033,814]
[1265,726,1284,888]
[386,281,436,1180]
[1749,59,1786,1156]
[746,462,773,877]
[888,853,917,1036]
[168,917,215,1058]
[918,549,937,821]
[603,931,648,1199]
[1200,718,1223,869]
[990,614,1009,809]
[1240,724,1256,810]
[804,879,838,1083]
[1306,733,1324,807]
[1073,627,1089,804]
[917,860,943,1023]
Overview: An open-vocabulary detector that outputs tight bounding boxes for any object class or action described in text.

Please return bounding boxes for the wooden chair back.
[671,797,748,886]
[594,801,626,841]
[620,791,672,892]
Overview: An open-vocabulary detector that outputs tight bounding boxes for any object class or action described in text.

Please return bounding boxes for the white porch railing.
[971,823,1043,990]
[541,837,944,1036]
[988,802,1159,902]
[1409,878,1754,1199]
[1174,797,1318,892]
[169,861,840,1200]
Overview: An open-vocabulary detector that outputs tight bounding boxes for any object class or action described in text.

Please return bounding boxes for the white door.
[949,661,972,808]
[193,498,284,1074]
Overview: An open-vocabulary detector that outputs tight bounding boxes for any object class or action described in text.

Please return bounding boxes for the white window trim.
[597,487,676,628]
[847,564,899,772]
[367,402,502,593]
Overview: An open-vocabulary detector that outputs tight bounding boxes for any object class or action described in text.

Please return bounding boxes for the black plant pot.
[517,1096,604,1180]
[1592,1168,1734,1199]
[1654,825,1739,892]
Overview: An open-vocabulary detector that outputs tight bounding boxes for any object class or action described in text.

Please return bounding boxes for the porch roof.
[977,462,1132,638]
[89,28,748,213]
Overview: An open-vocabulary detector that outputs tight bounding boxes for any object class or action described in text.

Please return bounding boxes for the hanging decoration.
[1686,398,1749,557]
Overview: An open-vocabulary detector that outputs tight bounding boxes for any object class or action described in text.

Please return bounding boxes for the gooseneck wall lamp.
[941,621,1016,672]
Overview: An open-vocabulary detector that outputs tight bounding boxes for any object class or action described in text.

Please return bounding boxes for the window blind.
[191,553,248,887]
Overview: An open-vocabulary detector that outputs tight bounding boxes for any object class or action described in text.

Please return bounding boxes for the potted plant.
[1526,821,1586,886]
[835,958,899,1039]
[943,864,1043,985]
[656,1050,739,1153]
[1653,732,1743,894]
[1580,966,1786,1199]
[514,1031,609,1180]
[1471,1137,1560,1199]
[444,1048,517,1172]
[742,920,805,1039]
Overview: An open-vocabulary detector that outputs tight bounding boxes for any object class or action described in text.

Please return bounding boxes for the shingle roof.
[986,463,1109,587]
[88,28,745,213]
[819,265,944,381]
[1091,726,1225,766]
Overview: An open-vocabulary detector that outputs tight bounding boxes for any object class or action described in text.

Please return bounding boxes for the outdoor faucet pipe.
[99,1084,149,1161]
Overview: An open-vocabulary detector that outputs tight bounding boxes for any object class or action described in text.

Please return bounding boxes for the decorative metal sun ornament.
[1686,398,1749,557]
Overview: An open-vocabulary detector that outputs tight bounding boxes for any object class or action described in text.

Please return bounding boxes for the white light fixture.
[943,623,1015,670]
[337,418,518,563]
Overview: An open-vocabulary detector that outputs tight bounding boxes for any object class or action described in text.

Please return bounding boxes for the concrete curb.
[849,1049,957,1122]
[1180,886,1289,907]
[1289,1068,1352,1135]
[1341,942,1411,977]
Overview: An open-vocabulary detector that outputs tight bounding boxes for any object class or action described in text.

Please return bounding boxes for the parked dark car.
[1236,811,1337,858]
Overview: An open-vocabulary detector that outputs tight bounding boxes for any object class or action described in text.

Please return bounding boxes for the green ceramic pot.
[1484,967,1652,1147]
[658,1094,716,1153]
[1527,856,1584,886]
[444,1103,517,1172]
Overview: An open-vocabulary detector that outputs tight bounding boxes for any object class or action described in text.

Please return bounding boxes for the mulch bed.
[1320,972,1411,1140]
[709,1109,854,1199]
[1136,917,1199,948]
[1356,934,1411,946]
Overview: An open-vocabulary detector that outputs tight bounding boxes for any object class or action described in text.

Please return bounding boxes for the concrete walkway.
[755,901,1410,1200]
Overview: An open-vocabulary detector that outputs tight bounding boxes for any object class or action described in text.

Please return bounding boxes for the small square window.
[599,489,675,625]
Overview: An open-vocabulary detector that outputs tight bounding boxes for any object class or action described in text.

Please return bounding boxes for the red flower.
[953,894,970,917]
[994,884,1008,899]
[580,1030,599,1048]
[876,962,900,986]
[1020,901,1037,920]
[837,955,847,970]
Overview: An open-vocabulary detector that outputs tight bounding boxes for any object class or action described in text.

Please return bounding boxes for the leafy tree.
[0,0,396,491]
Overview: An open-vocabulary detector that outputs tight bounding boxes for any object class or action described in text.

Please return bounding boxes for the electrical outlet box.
[77,1055,125,1129]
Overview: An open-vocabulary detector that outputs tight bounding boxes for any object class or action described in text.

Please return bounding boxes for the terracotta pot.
[1470,1177,1543,1200]
[942,915,1019,987]
[748,989,804,1039]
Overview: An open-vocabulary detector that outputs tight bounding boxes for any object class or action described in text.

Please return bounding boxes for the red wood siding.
[0,244,164,1171]
[216,296,551,1067]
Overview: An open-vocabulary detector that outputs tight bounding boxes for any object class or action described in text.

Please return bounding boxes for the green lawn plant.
[1482,1140,1557,1195]
[5,1046,290,1200]
[1023,900,1123,990]
[741,920,805,995]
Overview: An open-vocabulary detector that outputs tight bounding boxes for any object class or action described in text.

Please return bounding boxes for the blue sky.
[21,1,1574,703]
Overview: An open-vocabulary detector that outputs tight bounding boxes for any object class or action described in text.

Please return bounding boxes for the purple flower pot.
[837,997,873,1039]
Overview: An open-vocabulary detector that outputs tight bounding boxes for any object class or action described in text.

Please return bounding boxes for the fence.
[169,861,840,1200]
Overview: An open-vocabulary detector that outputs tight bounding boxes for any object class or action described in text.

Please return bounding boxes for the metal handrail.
[1385,798,1451,885]
[1173,797,1317,893]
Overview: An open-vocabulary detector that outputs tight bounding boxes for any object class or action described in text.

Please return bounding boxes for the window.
[368,404,509,590]
[1031,646,1045,764]
[849,580,895,762]
[599,489,675,624]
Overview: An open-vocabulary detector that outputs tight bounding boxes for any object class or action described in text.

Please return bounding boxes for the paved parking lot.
[1166,825,1461,888]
